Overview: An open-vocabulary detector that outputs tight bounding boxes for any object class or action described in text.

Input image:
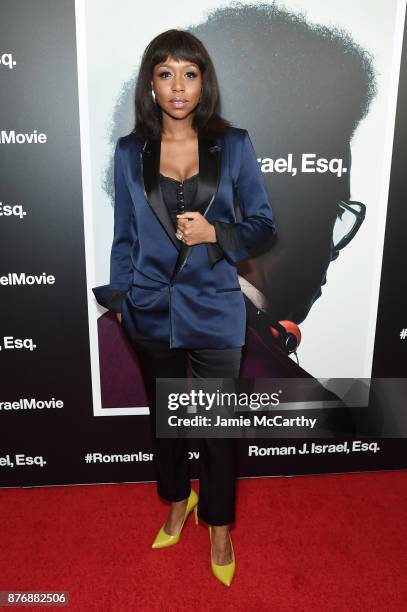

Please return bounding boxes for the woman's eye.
[157,70,199,79]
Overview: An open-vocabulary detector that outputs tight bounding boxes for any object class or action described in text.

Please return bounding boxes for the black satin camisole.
[159,173,198,229]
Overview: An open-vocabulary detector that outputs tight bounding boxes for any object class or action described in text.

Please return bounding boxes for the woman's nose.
[172,74,184,91]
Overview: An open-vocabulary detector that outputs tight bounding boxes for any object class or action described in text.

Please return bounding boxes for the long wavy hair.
[132,29,233,140]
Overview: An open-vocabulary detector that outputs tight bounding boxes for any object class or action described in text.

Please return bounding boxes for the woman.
[93,29,276,587]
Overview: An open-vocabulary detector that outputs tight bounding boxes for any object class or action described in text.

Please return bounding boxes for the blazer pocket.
[216,287,242,293]
[132,283,161,291]
[130,283,166,309]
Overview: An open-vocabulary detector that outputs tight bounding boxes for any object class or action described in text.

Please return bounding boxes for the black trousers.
[131,338,242,526]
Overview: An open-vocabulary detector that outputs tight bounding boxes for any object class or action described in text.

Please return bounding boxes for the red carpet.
[1,471,406,611]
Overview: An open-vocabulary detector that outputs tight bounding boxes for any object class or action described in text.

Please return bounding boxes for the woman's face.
[151,56,202,121]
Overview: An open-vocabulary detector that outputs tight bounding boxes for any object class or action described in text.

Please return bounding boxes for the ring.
[176,230,183,240]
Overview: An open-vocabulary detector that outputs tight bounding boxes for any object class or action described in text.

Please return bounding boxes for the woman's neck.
[161,114,197,142]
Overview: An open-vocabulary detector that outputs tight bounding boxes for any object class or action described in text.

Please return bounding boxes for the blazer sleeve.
[92,139,135,313]
[208,129,276,267]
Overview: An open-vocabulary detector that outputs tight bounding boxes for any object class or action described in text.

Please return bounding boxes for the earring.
[151,89,156,103]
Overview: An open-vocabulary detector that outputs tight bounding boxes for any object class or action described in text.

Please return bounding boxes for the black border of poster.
[0,0,406,488]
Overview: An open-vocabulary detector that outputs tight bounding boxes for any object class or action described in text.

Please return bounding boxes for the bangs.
[149,31,206,72]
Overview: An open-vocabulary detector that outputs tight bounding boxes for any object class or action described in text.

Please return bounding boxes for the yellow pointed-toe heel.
[151,488,199,549]
[209,526,236,587]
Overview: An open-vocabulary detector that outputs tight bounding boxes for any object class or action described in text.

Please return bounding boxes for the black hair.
[132,28,233,139]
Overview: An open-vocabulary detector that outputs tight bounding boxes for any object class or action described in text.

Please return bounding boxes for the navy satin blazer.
[92,127,276,349]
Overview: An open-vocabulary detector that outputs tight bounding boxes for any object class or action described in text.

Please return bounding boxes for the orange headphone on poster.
[270,319,301,355]
[243,294,302,360]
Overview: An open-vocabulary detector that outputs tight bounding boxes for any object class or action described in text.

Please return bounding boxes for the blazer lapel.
[140,138,181,252]
[140,134,222,279]
[191,138,221,214]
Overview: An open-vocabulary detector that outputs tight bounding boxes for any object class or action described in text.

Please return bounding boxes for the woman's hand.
[115,312,122,324]
[176,212,217,246]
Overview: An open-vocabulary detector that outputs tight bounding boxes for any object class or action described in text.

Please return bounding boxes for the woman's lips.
[169,99,187,108]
